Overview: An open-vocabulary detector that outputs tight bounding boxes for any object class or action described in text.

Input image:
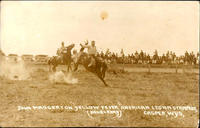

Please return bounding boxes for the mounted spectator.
[100,51,105,59]
[139,50,144,63]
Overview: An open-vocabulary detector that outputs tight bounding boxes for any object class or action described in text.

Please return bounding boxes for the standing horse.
[48,44,74,72]
[73,47,108,86]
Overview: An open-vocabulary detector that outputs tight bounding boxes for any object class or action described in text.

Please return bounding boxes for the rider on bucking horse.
[80,40,97,67]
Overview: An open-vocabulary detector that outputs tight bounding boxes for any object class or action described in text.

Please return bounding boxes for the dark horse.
[48,44,74,72]
[73,47,108,86]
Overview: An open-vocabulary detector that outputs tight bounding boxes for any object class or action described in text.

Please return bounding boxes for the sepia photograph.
[0,1,199,127]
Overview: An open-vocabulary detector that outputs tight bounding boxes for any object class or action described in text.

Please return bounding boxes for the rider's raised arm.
[81,44,90,48]
[66,44,75,50]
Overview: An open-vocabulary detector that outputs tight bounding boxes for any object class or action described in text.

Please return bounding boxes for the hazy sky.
[1,1,199,56]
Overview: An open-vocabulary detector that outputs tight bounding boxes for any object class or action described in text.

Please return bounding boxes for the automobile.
[21,54,34,63]
[34,54,49,64]
[8,54,18,62]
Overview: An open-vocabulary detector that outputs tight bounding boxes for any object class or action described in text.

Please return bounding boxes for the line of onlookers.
[96,50,199,65]
[0,50,199,65]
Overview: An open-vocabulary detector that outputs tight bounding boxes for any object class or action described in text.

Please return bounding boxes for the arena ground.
[0,64,199,127]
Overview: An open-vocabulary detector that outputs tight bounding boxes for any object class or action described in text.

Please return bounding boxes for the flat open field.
[0,64,199,127]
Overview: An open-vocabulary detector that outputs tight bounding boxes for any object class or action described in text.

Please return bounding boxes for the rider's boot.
[88,57,95,67]
[61,55,64,64]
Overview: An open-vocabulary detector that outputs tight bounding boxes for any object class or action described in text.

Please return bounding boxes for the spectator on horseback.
[58,41,75,64]
[80,40,97,67]
[119,49,125,58]
[105,49,109,59]
[59,41,65,54]
[140,50,144,63]
[105,49,112,63]
[135,51,139,63]
[197,52,200,64]
[57,41,66,63]
[65,43,75,56]
[72,49,78,63]
[118,49,125,64]
[100,51,105,59]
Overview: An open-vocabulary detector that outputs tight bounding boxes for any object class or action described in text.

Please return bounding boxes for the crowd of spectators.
[96,49,200,65]
[1,49,199,65]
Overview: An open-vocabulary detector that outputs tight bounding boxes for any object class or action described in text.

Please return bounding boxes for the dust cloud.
[0,58,31,80]
[49,71,78,84]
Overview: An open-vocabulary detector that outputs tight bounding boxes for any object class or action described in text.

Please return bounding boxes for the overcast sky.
[1,1,199,56]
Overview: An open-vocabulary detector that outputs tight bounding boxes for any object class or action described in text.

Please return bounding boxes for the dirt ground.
[0,64,199,127]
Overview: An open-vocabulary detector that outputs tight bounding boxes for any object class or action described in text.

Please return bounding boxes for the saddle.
[93,56,105,67]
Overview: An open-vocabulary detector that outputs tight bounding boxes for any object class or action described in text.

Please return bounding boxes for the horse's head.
[77,52,90,64]
[73,52,91,71]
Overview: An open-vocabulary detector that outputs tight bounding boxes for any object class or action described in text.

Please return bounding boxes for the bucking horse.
[73,47,108,86]
[48,44,75,72]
